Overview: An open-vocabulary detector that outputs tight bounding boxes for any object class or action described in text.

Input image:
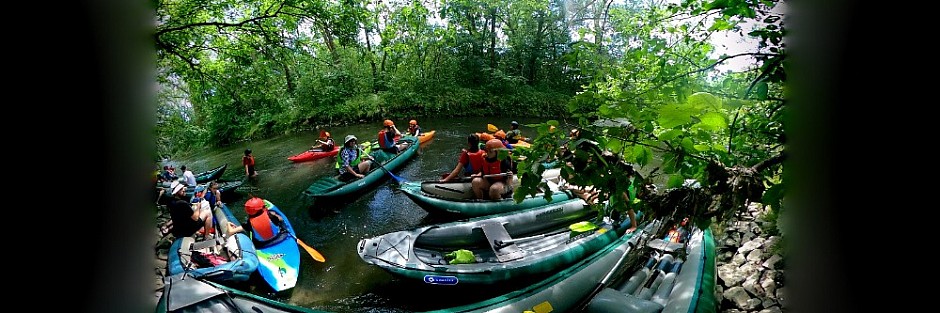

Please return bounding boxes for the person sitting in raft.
[225,197,288,247]
[407,119,422,137]
[312,131,335,151]
[442,133,485,182]
[167,181,214,240]
[505,121,523,144]
[492,130,514,150]
[471,139,514,200]
[337,135,374,182]
[378,119,403,154]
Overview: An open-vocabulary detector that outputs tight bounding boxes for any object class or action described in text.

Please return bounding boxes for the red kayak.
[287,146,339,163]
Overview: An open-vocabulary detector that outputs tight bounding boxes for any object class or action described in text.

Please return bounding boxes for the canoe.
[179,180,242,199]
[418,130,436,144]
[194,164,227,183]
[358,198,640,286]
[585,226,717,313]
[400,169,577,217]
[420,220,718,313]
[155,273,328,313]
[302,136,419,206]
[287,146,340,163]
[254,200,302,292]
[155,164,226,187]
[165,203,259,284]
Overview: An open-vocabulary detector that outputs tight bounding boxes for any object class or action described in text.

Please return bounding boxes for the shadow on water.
[166,117,559,312]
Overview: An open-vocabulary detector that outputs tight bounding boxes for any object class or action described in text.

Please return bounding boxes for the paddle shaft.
[290,233,326,262]
[355,144,405,183]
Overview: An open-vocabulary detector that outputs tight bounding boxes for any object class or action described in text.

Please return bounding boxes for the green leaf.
[681,137,695,152]
[687,92,721,110]
[755,82,769,100]
[693,112,728,131]
[667,175,685,188]
[709,18,733,31]
[634,145,652,166]
[693,144,710,151]
[658,129,683,141]
[658,104,695,129]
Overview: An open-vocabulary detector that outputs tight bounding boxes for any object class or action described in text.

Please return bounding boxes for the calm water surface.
[166,117,559,312]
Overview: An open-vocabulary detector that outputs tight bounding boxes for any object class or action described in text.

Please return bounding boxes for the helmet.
[344,135,358,144]
[494,130,506,139]
[245,197,265,215]
[511,121,519,127]
[324,131,331,138]
[244,149,252,156]
[409,120,417,125]
[383,119,394,127]
[485,139,504,151]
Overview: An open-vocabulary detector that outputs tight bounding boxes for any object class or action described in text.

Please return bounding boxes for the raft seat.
[480,222,524,262]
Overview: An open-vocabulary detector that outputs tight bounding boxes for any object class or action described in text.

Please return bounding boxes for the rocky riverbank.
[150,203,789,311]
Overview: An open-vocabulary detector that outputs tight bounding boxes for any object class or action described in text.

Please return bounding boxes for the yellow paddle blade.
[296,237,326,262]
[487,124,499,132]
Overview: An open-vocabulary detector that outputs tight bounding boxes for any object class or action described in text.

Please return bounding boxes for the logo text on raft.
[423,275,459,285]
[267,253,285,261]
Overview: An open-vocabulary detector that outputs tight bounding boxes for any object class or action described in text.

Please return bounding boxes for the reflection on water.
[167,117,559,312]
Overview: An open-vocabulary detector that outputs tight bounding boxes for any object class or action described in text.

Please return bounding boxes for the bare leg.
[489,182,506,199]
[200,210,213,237]
[472,177,491,199]
[359,160,372,173]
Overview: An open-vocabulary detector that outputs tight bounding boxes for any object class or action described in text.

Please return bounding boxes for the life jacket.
[463,149,485,175]
[335,146,363,169]
[378,130,396,149]
[481,157,507,182]
[248,207,282,242]
[408,125,420,136]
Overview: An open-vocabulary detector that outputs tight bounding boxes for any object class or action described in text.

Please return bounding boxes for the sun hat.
[171,181,187,195]
[345,135,358,144]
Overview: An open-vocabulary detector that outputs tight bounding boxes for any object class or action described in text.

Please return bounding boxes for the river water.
[163,117,562,312]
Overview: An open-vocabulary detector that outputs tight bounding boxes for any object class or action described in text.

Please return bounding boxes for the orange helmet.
[494,130,506,139]
[409,120,417,125]
[324,131,331,138]
[485,139,505,151]
[383,119,394,127]
[245,197,265,215]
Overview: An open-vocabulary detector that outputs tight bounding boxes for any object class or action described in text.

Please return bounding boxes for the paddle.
[357,141,406,183]
[572,222,655,312]
[487,123,499,132]
[291,234,326,262]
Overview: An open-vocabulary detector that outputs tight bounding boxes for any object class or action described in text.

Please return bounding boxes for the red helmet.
[485,139,504,151]
[409,120,417,125]
[245,197,265,215]
[383,119,394,127]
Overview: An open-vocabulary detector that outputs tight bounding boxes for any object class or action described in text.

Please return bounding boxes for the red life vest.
[482,157,507,182]
[378,130,396,149]
[465,149,485,174]
[248,209,281,241]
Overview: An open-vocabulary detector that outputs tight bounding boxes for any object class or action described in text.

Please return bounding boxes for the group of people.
[332,119,423,182]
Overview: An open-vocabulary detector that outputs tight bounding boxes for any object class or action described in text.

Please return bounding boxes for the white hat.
[345,135,358,144]
[172,181,187,195]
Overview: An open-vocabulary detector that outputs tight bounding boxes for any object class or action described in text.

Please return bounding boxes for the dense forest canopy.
[155,0,787,230]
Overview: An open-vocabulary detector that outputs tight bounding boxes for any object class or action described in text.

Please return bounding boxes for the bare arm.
[442,162,466,181]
